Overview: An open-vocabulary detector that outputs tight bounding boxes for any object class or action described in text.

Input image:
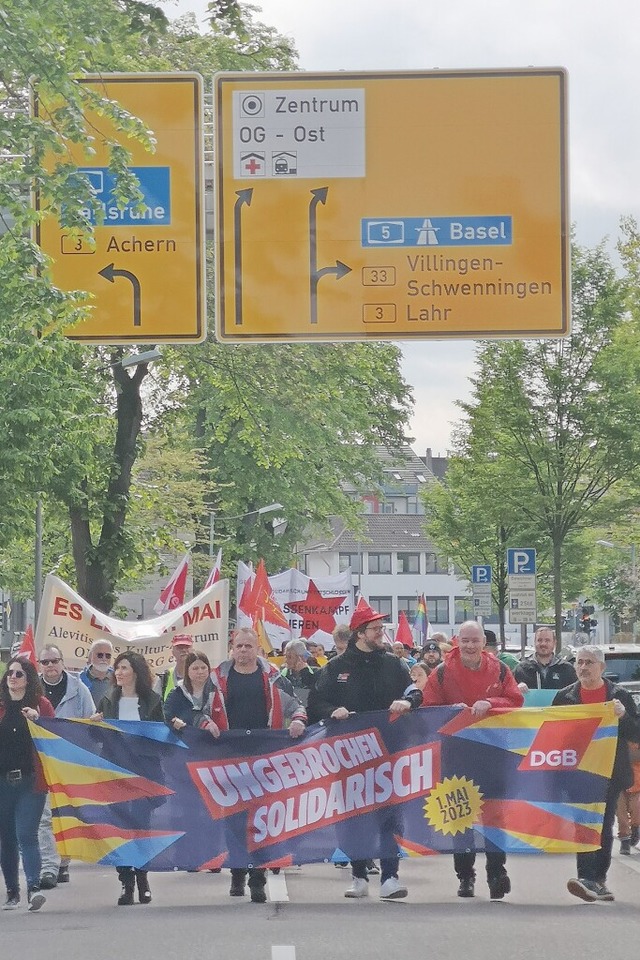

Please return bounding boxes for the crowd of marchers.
[1,606,639,911]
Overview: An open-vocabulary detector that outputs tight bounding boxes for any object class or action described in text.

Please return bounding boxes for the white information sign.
[232,88,366,179]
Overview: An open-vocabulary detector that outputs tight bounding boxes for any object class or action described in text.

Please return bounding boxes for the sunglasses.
[93,652,112,659]
[7,669,25,678]
[39,658,62,666]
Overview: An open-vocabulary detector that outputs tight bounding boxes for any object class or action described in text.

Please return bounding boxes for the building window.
[455,596,473,624]
[426,597,450,623]
[339,552,362,574]
[369,596,393,618]
[425,552,447,574]
[398,596,419,619]
[368,552,392,574]
[397,552,420,574]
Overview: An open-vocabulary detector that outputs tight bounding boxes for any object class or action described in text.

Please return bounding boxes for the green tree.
[1,5,413,615]
[445,240,640,647]
[161,340,412,587]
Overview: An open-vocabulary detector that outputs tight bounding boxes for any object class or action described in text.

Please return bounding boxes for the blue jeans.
[0,773,47,893]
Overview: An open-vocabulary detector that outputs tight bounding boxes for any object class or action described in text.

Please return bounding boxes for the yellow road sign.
[214,69,569,342]
[36,73,206,343]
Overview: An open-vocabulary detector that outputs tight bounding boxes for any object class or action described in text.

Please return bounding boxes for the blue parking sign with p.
[472,565,492,584]
[507,548,536,575]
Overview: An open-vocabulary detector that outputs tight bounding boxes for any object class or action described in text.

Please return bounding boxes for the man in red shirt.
[422,620,523,899]
[553,645,640,903]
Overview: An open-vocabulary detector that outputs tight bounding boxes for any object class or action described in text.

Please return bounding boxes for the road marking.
[272,948,296,960]
[267,871,289,902]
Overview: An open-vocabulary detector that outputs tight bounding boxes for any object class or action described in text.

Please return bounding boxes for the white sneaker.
[344,877,369,898]
[380,877,408,899]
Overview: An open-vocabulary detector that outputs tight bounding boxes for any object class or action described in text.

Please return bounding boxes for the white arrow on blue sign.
[471,565,492,584]
[507,548,536,576]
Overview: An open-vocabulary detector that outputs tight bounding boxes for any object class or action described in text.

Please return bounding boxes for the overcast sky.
[164,0,640,458]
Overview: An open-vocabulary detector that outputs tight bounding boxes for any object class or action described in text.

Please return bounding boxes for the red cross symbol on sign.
[242,154,263,175]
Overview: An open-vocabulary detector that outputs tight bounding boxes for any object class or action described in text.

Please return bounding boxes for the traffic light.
[580,605,597,634]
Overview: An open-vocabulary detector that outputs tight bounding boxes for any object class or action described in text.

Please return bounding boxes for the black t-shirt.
[225,667,269,730]
[41,671,68,711]
[0,698,35,774]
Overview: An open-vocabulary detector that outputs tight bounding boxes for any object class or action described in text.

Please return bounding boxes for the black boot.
[631,825,639,847]
[248,868,267,903]
[135,870,152,904]
[230,869,246,897]
[117,868,135,906]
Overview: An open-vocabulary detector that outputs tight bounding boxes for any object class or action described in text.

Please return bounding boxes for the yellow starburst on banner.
[423,776,484,837]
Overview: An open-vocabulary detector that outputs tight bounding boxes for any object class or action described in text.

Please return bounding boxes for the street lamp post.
[208,503,284,558]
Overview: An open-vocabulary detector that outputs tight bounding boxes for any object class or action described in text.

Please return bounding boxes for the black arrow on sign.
[234,188,253,325]
[99,263,141,327]
[309,187,352,324]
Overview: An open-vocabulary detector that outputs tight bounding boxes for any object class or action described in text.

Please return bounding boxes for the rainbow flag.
[413,594,430,643]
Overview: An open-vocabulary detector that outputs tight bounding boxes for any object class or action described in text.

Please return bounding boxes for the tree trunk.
[70,362,148,612]
[553,534,564,652]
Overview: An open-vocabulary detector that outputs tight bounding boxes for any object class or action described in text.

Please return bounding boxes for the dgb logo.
[528,749,578,769]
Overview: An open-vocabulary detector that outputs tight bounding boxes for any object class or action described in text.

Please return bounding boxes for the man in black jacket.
[307,598,422,901]
[553,645,640,903]
[515,627,577,692]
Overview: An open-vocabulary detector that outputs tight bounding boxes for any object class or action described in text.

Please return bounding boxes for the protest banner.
[34,574,229,671]
[237,563,354,650]
[31,702,616,870]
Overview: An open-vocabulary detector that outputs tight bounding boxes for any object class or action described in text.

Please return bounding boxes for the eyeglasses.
[39,658,62,666]
[93,652,112,660]
[7,669,25,678]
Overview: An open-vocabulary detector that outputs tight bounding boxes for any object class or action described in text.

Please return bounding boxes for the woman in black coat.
[93,651,163,906]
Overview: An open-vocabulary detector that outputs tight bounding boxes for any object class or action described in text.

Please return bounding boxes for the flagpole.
[34,497,43,626]
[209,511,215,559]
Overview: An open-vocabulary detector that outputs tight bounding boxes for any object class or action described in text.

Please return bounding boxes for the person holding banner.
[0,657,54,912]
[93,652,163,907]
[421,619,523,900]
[554,645,640,903]
[307,598,423,900]
[164,651,217,732]
[201,627,307,903]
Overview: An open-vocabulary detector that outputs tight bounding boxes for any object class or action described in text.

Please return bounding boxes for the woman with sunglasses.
[0,657,55,911]
[92,651,163,906]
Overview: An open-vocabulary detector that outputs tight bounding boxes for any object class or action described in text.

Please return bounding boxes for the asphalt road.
[5,849,640,959]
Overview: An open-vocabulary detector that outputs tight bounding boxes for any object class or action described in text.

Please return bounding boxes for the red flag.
[16,624,37,665]
[247,559,290,629]
[204,548,222,590]
[154,550,190,615]
[395,611,414,649]
[237,561,255,621]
